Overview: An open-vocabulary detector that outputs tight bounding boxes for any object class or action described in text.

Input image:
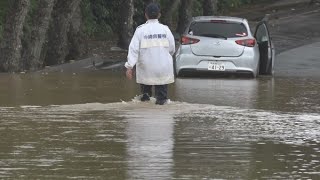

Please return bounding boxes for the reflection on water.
[174,77,320,113]
[124,104,174,179]
[174,78,260,108]
[172,104,320,179]
[0,72,319,179]
[0,72,138,106]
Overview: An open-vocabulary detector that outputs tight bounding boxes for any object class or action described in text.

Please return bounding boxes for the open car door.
[254,21,275,75]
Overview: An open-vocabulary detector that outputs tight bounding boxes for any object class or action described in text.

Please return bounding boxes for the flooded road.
[0,71,319,179]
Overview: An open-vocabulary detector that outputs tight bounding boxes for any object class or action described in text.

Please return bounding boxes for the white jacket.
[125,19,175,85]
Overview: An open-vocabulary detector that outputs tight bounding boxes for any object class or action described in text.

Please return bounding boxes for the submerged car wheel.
[253,63,260,78]
[173,60,179,78]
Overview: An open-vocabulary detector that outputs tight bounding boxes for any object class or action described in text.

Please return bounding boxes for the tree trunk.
[44,0,81,66]
[118,0,134,49]
[176,0,193,34]
[66,4,88,61]
[144,0,158,6]
[22,0,55,71]
[0,0,30,72]
[203,0,218,16]
[162,0,180,27]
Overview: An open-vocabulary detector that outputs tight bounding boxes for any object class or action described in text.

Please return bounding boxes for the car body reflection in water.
[173,78,262,108]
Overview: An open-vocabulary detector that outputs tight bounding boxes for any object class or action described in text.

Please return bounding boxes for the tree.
[176,0,193,34]
[66,3,88,62]
[203,0,218,16]
[44,0,82,66]
[0,0,30,72]
[162,0,180,27]
[144,0,156,4]
[21,0,55,71]
[117,0,135,49]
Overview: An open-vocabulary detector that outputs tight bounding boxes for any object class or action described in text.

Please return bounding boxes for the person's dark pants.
[140,84,168,101]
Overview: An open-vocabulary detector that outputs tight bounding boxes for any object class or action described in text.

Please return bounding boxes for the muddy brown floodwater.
[0,71,319,179]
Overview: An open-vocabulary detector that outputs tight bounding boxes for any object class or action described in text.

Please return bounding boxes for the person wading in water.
[125,3,175,105]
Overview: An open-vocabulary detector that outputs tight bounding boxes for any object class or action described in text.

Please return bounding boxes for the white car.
[174,16,275,78]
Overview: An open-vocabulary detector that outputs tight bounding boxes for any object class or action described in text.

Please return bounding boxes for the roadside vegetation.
[0,0,271,72]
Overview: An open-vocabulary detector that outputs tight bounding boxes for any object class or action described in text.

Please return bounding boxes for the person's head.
[145,3,161,20]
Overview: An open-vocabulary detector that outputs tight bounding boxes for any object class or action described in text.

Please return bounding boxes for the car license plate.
[208,62,225,71]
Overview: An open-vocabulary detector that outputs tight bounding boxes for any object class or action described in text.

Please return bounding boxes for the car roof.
[192,16,246,23]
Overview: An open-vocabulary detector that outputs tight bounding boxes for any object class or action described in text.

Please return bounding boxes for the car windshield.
[188,21,248,38]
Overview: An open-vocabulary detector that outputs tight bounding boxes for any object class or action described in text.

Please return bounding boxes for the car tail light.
[181,36,200,45]
[210,20,227,23]
[235,39,256,47]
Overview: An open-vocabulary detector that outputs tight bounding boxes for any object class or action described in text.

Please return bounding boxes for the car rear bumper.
[175,48,259,77]
[177,68,254,78]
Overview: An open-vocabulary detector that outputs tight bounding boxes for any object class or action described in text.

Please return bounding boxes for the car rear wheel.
[173,60,179,78]
[253,61,260,78]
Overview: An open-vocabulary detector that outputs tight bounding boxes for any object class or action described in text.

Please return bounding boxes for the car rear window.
[188,21,248,38]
